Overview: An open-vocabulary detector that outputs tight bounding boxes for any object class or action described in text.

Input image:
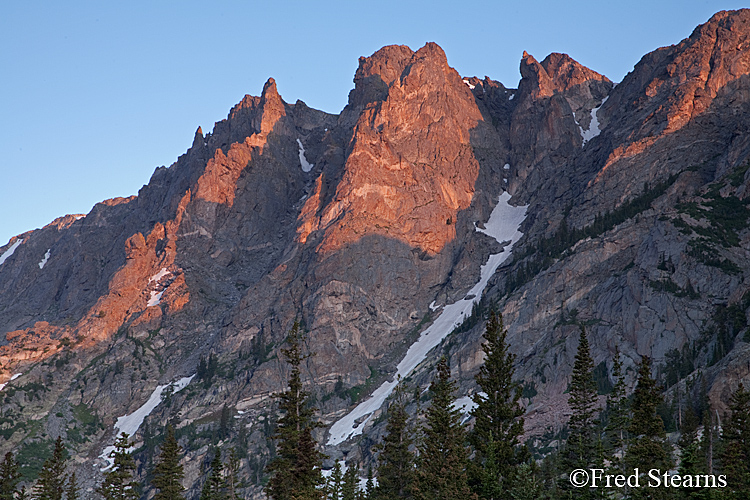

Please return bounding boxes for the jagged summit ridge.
[2,11,750,498]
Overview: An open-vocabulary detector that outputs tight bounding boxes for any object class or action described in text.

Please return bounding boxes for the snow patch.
[429,300,441,312]
[38,249,51,269]
[508,93,515,101]
[100,375,195,469]
[327,192,527,445]
[0,374,23,392]
[503,163,510,170]
[0,240,22,266]
[463,79,476,90]
[577,96,608,146]
[297,139,314,173]
[147,291,164,307]
[149,267,169,283]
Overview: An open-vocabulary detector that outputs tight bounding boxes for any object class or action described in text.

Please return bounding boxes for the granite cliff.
[2,9,750,497]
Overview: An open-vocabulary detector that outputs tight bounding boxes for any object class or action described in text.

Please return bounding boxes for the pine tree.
[151,425,185,500]
[677,408,709,500]
[98,433,140,500]
[200,449,228,500]
[224,448,241,500]
[34,436,67,500]
[605,345,629,468]
[507,462,543,500]
[65,472,79,500]
[720,384,750,498]
[265,321,325,500]
[0,452,21,500]
[342,464,359,500]
[623,356,673,500]
[559,326,601,498]
[327,462,343,500]
[413,357,476,500]
[469,311,525,498]
[373,379,414,500]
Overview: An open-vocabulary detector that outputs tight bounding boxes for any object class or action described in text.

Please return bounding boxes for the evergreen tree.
[265,321,325,500]
[0,452,21,500]
[605,345,629,469]
[623,356,673,500]
[559,326,601,498]
[720,384,750,499]
[97,433,140,500]
[507,462,543,500]
[413,357,476,500]
[327,462,343,500]
[34,436,67,500]
[16,486,27,500]
[677,408,709,500]
[151,425,185,500]
[373,379,414,500]
[224,448,241,500]
[342,464,359,500]
[364,467,374,500]
[469,311,525,498]
[64,472,79,500]
[200,449,227,500]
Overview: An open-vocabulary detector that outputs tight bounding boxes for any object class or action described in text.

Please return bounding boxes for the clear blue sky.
[0,1,745,246]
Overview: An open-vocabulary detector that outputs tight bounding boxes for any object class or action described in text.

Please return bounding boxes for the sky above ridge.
[0,0,746,246]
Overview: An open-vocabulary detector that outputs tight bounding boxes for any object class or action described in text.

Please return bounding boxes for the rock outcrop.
[2,9,750,498]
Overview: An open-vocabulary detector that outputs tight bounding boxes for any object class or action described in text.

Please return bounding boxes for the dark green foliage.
[33,436,67,500]
[326,462,343,500]
[65,472,79,500]
[506,175,678,295]
[507,462,543,500]
[604,346,629,471]
[469,311,525,498]
[623,357,673,499]
[97,433,139,500]
[414,357,475,500]
[151,425,185,500]
[219,405,231,440]
[677,408,710,500]
[0,452,21,500]
[200,449,227,500]
[720,384,750,499]
[342,464,359,500]
[265,321,325,500]
[373,380,414,500]
[197,353,219,387]
[559,327,601,499]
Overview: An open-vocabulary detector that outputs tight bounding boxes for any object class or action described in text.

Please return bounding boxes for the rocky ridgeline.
[1,9,750,497]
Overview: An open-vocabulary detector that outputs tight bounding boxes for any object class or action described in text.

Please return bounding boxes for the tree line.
[2,314,750,499]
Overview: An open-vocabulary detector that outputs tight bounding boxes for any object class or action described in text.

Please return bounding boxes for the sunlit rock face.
[2,9,750,498]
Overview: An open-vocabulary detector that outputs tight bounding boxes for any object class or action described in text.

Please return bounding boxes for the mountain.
[2,9,750,497]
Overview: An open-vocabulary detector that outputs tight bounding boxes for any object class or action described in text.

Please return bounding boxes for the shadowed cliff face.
[3,10,750,497]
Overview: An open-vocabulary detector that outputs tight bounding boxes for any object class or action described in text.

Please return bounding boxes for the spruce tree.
[342,464,359,500]
[200,449,227,500]
[0,452,21,500]
[34,436,67,500]
[413,357,476,500]
[327,462,343,500]
[265,321,325,500]
[224,448,241,500]
[677,408,709,500]
[151,425,185,500]
[720,384,750,498]
[65,472,79,500]
[623,356,672,500]
[604,345,629,469]
[373,379,414,500]
[559,326,601,498]
[469,311,525,498]
[98,433,140,500]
